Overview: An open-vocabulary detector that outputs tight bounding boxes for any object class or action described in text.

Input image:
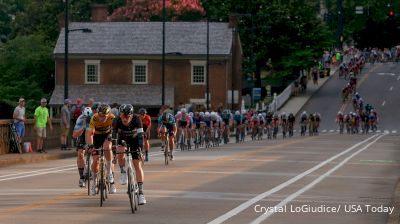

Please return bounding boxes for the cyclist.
[272,113,279,139]
[280,112,288,138]
[115,104,146,205]
[288,113,295,137]
[87,103,116,195]
[300,111,308,136]
[176,108,190,149]
[221,109,233,143]
[314,112,321,135]
[72,107,93,187]
[336,111,344,134]
[233,111,242,142]
[157,110,177,160]
[139,108,151,162]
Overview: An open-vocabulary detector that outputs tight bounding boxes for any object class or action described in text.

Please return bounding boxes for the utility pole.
[337,0,343,49]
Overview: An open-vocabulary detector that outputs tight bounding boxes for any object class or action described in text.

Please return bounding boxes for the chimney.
[228,14,238,28]
[58,13,65,30]
[91,4,108,22]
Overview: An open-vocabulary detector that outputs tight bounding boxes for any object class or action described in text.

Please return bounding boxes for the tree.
[110,0,205,22]
[0,34,53,117]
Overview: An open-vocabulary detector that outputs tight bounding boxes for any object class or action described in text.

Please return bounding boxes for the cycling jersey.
[140,114,152,132]
[115,114,143,150]
[89,113,115,134]
[176,113,190,128]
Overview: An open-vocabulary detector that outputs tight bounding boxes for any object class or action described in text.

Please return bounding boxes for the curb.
[0,142,163,168]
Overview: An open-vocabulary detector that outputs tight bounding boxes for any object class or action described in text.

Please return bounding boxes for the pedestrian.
[71,98,83,124]
[60,99,71,150]
[13,97,26,147]
[33,98,53,153]
[111,102,119,117]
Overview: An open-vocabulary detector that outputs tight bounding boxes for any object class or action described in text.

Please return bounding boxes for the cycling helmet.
[181,108,187,113]
[138,108,147,114]
[338,111,343,115]
[92,102,101,112]
[98,103,111,115]
[119,104,134,115]
[205,112,210,116]
[82,107,93,117]
[235,111,240,116]
[199,112,205,116]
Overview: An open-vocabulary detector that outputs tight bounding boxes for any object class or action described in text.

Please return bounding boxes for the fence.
[0,119,62,155]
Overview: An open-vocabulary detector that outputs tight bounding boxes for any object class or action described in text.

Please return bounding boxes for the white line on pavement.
[393,130,397,134]
[0,167,76,182]
[207,134,380,224]
[0,164,76,179]
[390,86,394,91]
[250,133,386,224]
[382,101,386,106]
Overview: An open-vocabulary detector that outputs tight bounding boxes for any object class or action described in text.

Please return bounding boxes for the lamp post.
[64,0,91,100]
[161,0,166,106]
[206,19,210,111]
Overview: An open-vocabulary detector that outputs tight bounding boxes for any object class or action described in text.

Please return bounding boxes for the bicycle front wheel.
[127,167,136,213]
[164,141,169,166]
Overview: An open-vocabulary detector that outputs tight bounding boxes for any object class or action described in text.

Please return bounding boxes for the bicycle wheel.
[99,162,106,206]
[164,140,169,166]
[86,154,91,196]
[127,167,135,213]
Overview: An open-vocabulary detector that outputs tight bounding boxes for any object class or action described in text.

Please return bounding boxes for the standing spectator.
[111,102,119,117]
[60,99,71,151]
[71,98,83,124]
[87,98,95,108]
[13,97,26,147]
[34,98,53,153]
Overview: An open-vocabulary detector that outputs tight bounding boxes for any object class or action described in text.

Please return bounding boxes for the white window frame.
[190,60,206,85]
[132,60,148,84]
[85,60,100,84]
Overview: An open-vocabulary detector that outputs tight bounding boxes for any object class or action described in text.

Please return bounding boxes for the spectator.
[34,98,53,153]
[87,98,95,108]
[60,99,71,151]
[72,98,83,124]
[111,102,119,117]
[13,97,26,147]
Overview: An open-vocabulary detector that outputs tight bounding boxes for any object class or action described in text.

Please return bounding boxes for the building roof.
[49,85,174,107]
[54,22,233,56]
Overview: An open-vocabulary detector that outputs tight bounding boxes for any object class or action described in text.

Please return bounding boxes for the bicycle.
[91,147,110,207]
[83,144,92,196]
[160,132,171,165]
[9,123,22,154]
[113,141,140,213]
[177,128,186,151]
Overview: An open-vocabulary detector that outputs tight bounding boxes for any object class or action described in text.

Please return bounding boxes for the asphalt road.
[0,132,399,224]
[298,62,400,133]
[0,62,399,224]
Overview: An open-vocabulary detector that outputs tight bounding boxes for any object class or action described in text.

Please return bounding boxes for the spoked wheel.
[164,146,169,166]
[127,167,136,213]
[86,156,91,196]
[99,165,106,207]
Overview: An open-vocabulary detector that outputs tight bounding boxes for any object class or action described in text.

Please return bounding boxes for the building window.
[191,60,206,85]
[132,60,148,84]
[85,60,100,84]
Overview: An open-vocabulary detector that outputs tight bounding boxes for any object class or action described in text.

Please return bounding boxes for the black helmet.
[138,108,147,114]
[98,103,111,115]
[119,104,134,115]
[92,102,101,112]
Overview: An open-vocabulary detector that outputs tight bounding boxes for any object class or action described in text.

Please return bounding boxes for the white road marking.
[250,134,386,224]
[377,72,395,76]
[207,134,380,224]
[0,164,76,179]
[322,130,327,133]
[393,130,397,134]
[382,101,386,106]
[377,130,381,133]
[389,86,394,91]
[384,130,389,133]
[329,130,334,132]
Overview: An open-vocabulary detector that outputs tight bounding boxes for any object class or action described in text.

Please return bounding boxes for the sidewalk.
[0,139,162,168]
[278,68,337,116]
[0,70,336,168]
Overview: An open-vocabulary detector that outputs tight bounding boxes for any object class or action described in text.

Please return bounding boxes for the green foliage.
[0,34,53,117]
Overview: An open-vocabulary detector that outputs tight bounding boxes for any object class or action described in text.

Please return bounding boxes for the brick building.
[50,19,243,112]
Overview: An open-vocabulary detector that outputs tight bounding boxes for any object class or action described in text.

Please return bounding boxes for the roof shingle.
[54,22,233,56]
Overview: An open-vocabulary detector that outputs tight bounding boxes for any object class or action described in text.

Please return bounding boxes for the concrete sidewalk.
[0,69,337,168]
[278,68,337,116]
[0,139,162,168]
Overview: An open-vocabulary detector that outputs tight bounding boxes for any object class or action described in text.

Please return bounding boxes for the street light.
[64,0,92,100]
[161,0,166,106]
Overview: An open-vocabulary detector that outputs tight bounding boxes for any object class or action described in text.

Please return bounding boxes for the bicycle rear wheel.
[86,154,91,196]
[164,141,169,166]
[99,163,106,206]
[127,167,136,213]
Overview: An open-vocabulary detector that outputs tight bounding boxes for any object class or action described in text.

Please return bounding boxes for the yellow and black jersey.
[89,113,115,134]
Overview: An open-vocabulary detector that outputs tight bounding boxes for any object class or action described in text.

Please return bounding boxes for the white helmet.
[205,112,210,116]
[235,110,240,115]
[83,107,93,117]
[181,108,187,113]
